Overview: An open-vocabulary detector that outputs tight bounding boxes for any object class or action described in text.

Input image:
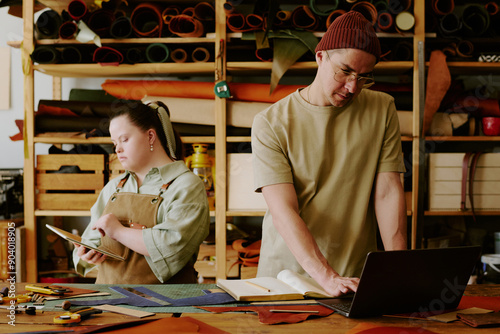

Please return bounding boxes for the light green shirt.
[73,161,210,283]
[252,89,405,278]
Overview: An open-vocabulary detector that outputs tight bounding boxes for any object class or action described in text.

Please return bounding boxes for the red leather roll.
[93,46,124,66]
[130,3,163,37]
[432,0,455,16]
[246,13,264,30]
[486,2,500,16]
[377,11,394,31]
[67,0,87,21]
[291,6,320,31]
[227,13,248,32]
[101,80,305,103]
[59,21,78,39]
[168,14,204,38]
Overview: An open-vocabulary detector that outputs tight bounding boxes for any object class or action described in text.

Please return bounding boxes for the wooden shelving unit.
[22,0,431,282]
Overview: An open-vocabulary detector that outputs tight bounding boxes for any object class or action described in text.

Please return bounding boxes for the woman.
[73,101,210,284]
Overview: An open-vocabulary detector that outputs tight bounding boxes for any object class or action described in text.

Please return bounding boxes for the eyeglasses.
[325,52,375,89]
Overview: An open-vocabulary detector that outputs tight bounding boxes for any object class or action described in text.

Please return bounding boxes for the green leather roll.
[146,43,170,63]
[31,46,60,64]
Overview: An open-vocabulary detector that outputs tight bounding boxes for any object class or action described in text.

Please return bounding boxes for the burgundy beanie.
[315,11,381,63]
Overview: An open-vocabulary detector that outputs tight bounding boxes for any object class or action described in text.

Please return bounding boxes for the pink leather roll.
[130,3,163,37]
[169,14,204,38]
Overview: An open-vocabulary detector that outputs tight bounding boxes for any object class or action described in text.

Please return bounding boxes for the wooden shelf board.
[34,63,216,77]
[425,210,500,216]
[34,136,215,144]
[36,37,216,45]
[226,136,251,143]
[35,210,90,217]
[425,136,500,142]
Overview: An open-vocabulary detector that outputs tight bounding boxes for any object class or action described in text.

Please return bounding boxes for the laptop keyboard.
[332,301,352,313]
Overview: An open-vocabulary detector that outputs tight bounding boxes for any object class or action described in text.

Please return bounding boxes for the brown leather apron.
[95,174,197,284]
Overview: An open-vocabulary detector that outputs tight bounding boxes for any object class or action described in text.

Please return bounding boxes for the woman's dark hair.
[110,100,184,160]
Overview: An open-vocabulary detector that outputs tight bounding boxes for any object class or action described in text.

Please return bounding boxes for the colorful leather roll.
[326,9,346,29]
[59,21,78,39]
[87,9,115,38]
[130,3,163,37]
[373,0,389,12]
[38,100,133,117]
[61,46,83,63]
[387,0,412,14]
[93,46,124,65]
[126,47,145,64]
[168,14,204,37]
[170,48,188,63]
[191,47,210,62]
[291,6,320,31]
[351,1,378,25]
[31,46,60,64]
[193,2,215,21]
[145,43,169,63]
[377,10,394,31]
[432,0,455,16]
[67,0,88,21]
[309,0,339,16]
[162,6,180,25]
[462,4,490,36]
[101,80,306,103]
[35,9,62,39]
[110,16,132,39]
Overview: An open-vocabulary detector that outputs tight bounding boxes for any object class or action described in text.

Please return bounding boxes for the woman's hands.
[74,244,106,265]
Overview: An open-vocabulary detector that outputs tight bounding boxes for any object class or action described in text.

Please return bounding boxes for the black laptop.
[317,246,481,318]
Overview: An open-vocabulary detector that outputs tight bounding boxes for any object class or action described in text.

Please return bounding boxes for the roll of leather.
[182,7,195,17]
[130,3,163,37]
[193,2,215,21]
[162,6,181,24]
[373,0,389,12]
[246,14,264,30]
[170,48,188,63]
[223,2,235,15]
[292,6,320,31]
[432,0,455,16]
[275,10,292,26]
[168,14,204,37]
[461,4,490,36]
[61,46,82,63]
[255,48,273,62]
[31,46,61,64]
[110,15,132,39]
[93,46,124,65]
[377,10,394,31]
[226,13,248,32]
[309,0,339,16]
[145,43,170,63]
[392,41,413,61]
[35,9,62,39]
[351,1,378,25]
[59,21,78,39]
[67,0,88,21]
[387,0,412,14]
[439,12,462,36]
[326,9,346,29]
[125,47,145,64]
[87,9,115,38]
[38,99,134,117]
[455,39,474,58]
[191,47,210,62]
[486,2,500,16]
[35,115,111,135]
[102,80,306,103]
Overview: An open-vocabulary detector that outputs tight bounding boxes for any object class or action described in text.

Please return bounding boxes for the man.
[251,11,407,297]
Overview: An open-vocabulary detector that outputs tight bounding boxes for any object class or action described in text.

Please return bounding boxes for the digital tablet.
[46,224,125,261]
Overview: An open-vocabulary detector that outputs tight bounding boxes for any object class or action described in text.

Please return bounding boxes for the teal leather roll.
[309,0,339,16]
[146,43,170,63]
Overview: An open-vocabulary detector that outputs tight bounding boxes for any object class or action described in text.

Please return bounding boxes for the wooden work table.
[1,284,500,333]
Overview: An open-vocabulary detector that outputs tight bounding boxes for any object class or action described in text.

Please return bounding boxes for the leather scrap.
[458,311,500,328]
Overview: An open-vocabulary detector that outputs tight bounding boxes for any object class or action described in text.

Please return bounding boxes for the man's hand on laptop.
[325,275,359,297]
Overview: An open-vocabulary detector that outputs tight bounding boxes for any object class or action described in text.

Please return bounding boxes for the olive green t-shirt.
[252,89,405,278]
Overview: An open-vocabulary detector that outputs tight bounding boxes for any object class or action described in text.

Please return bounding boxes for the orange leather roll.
[227,13,249,32]
[182,7,195,17]
[162,6,180,25]
[486,2,500,16]
[255,48,273,62]
[130,3,163,37]
[171,48,188,63]
[193,2,215,22]
[169,14,204,37]
[246,13,264,30]
[101,80,305,103]
[292,6,320,31]
[432,0,455,16]
[455,40,474,58]
[377,10,394,31]
[326,9,346,29]
[67,0,88,21]
[191,47,210,62]
[351,1,378,25]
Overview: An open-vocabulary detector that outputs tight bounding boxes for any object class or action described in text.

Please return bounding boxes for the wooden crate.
[108,153,125,180]
[428,153,500,210]
[36,154,105,210]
